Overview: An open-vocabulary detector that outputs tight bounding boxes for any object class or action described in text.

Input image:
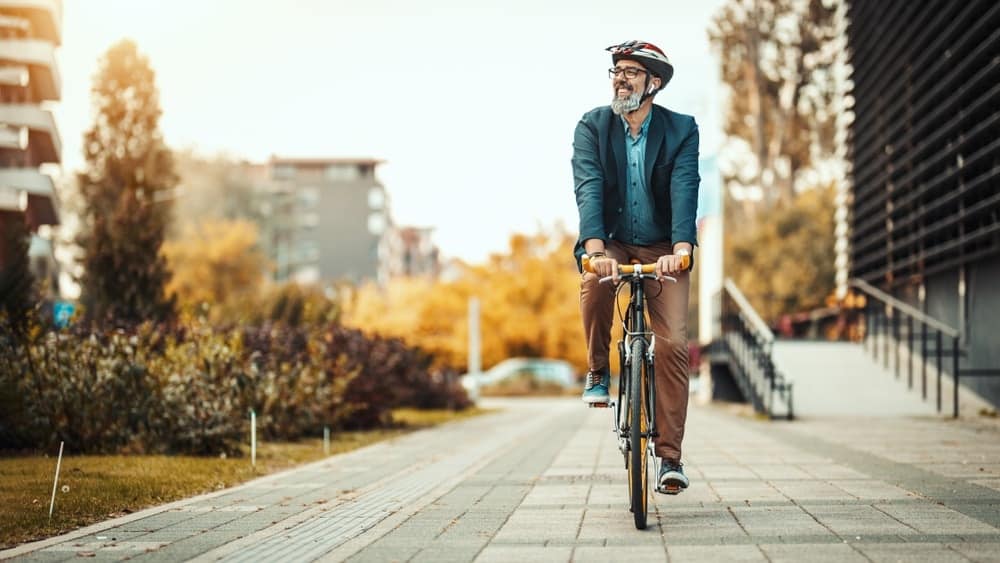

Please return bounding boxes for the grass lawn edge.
[0,407,493,556]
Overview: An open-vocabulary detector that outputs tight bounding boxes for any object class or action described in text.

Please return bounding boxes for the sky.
[55,0,727,263]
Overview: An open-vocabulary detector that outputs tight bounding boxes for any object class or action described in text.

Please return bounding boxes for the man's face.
[612,61,649,100]
[610,61,652,115]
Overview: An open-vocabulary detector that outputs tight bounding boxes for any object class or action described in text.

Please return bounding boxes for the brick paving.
[3,397,999,562]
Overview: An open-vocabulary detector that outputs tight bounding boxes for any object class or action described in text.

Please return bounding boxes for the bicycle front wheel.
[628,337,650,530]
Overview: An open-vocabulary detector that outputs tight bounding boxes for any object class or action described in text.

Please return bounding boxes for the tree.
[0,215,35,336]
[709,0,840,211]
[169,150,260,239]
[77,39,177,326]
[343,228,589,374]
[710,0,846,322]
[725,184,836,323]
[161,219,270,320]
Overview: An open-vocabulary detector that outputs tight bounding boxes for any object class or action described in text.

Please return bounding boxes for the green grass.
[0,407,489,550]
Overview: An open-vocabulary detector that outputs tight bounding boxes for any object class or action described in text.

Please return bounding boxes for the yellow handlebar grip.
[582,253,691,274]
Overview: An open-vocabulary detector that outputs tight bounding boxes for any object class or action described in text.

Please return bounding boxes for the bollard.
[250,410,257,467]
[323,426,330,455]
[48,441,64,520]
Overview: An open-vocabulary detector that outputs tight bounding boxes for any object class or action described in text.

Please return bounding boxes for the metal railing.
[851,278,1000,418]
[719,279,794,420]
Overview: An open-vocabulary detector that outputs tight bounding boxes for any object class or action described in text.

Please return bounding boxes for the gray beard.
[611,91,643,115]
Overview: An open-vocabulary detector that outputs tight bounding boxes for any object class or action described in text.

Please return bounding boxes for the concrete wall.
[922,258,1000,407]
[965,257,1000,405]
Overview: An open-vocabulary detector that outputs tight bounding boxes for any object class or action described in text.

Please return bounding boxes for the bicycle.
[581,252,691,530]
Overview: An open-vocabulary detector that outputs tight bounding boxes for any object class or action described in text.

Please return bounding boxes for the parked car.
[460,358,577,398]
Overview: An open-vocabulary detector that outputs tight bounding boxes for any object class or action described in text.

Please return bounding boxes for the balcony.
[0,167,57,225]
[0,103,60,163]
[0,38,60,100]
[0,0,61,45]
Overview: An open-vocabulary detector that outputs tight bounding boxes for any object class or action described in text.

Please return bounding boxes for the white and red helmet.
[607,40,674,86]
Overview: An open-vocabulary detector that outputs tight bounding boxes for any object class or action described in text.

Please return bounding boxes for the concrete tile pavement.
[4,397,1000,562]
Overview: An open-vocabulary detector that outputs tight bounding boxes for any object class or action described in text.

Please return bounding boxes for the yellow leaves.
[343,229,589,373]
[725,184,836,323]
[162,219,270,315]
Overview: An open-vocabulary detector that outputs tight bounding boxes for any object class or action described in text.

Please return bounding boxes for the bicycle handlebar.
[581,253,690,275]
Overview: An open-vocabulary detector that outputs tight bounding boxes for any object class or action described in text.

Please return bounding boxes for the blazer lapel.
[609,115,627,201]
[644,109,665,185]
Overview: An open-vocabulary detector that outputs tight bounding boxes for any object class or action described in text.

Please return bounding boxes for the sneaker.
[581,369,611,403]
[658,459,689,494]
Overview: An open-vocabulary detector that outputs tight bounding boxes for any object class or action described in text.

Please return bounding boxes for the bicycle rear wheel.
[628,337,650,529]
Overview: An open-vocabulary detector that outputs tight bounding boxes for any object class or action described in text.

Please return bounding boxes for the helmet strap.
[627,76,657,114]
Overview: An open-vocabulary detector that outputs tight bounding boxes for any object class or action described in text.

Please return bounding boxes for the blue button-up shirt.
[617,112,670,245]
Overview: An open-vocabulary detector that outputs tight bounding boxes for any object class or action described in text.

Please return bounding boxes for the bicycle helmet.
[607,40,674,88]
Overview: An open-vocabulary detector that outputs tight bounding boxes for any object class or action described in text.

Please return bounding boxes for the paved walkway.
[4,398,1000,562]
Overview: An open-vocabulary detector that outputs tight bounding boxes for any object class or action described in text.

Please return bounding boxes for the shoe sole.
[581,395,611,404]
[657,478,688,495]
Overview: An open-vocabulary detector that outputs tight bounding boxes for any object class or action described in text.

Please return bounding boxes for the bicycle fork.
[614,338,659,459]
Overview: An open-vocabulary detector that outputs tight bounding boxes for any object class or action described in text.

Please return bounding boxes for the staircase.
[770,341,937,417]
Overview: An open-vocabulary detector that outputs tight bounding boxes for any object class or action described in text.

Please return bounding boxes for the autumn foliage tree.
[162,219,269,319]
[726,184,836,323]
[77,39,177,326]
[344,229,589,374]
[710,0,844,320]
[709,0,840,210]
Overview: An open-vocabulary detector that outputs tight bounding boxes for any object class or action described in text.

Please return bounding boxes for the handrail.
[718,280,793,419]
[848,277,991,418]
[723,278,774,343]
[850,278,960,338]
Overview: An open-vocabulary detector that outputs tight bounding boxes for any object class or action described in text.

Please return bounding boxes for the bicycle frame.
[613,273,658,458]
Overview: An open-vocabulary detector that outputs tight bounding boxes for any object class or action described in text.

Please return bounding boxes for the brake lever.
[598,274,678,284]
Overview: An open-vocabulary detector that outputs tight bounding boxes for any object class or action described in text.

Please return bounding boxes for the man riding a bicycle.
[573,40,699,494]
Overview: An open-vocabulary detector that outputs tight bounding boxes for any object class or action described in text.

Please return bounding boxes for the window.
[367,212,386,235]
[299,186,320,206]
[298,240,320,262]
[273,164,296,179]
[368,187,385,209]
[292,266,320,284]
[325,164,359,182]
[299,212,320,228]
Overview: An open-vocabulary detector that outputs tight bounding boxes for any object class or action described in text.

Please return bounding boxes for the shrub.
[0,318,468,455]
[0,325,163,453]
[241,323,355,440]
[322,326,471,429]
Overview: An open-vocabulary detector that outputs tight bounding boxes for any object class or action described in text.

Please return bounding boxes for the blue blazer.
[572,104,700,270]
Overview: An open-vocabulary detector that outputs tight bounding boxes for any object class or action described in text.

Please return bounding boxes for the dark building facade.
[846,1,1000,404]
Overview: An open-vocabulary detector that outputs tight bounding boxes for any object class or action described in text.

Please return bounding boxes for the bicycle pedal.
[588,402,611,408]
[657,484,683,495]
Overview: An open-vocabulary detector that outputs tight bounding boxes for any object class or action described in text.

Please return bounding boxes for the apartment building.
[245,156,437,286]
[0,0,61,291]
[378,225,439,281]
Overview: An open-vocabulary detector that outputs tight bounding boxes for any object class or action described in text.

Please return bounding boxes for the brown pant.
[580,240,690,462]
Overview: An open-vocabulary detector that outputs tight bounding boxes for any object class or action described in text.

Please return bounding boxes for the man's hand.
[655,253,688,279]
[590,255,620,283]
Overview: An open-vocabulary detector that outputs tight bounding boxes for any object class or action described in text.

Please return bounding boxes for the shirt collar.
[621,110,652,140]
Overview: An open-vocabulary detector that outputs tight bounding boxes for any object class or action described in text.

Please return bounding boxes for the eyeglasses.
[608,67,648,80]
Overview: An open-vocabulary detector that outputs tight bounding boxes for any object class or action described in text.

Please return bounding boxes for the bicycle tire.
[628,337,650,529]
[617,339,629,468]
